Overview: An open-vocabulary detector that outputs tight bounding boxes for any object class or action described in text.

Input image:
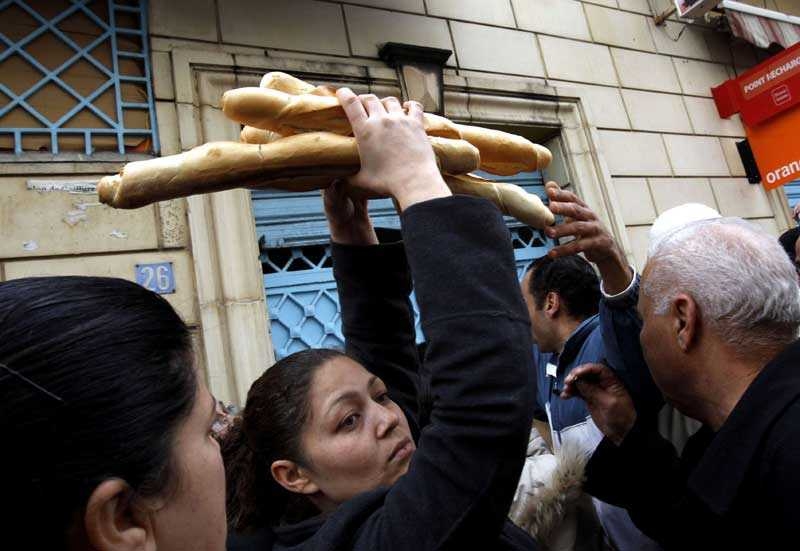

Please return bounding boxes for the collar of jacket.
[557,314,600,369]
[687,338,800,515]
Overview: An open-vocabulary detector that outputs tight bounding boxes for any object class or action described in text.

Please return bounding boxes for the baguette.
[259,71,336,97]
[252,74,552,174]
[454,124,551,175]
[240,126,284,144]
[443,173,554,229]
[221,87,463,139]
[98,132,480,209]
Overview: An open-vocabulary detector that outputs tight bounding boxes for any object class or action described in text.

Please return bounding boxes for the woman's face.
[299,356,416,508]
[148,382,227,551]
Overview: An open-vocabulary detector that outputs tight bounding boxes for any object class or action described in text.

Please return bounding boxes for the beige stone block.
[156,101,180,156]
[219,0,349,56]
[648,177,718,214]
[443,90,471,122]
[617,0,652,13]
[350,0,425,12]
[512,0,592,41]
[720,138,746,177]
[150,0,218,42]
[158,199,189,249]
[582,0,619,7]
[345,6,454,62]
[451,23,544,77]
[598,131,672,176]
[552,82,629,129]
[429,0,515,26]
[177,103,200,151]
[540,36,618,86]
[621,89,692,133]
[647,19,711,60]
[152,51,174,101]
[710,178,774,218]
[683,97,745,137]
[584,3,656,51]
[626,225,652,270]
[750,217,780,236]
[663,135,729,176]
[4,250,199,324]
[171,50,234,104]
[774,0,800,16]
[612,178,657,224]
[673,58,730,96]
[0,177,159,259]
[612,48,681,92]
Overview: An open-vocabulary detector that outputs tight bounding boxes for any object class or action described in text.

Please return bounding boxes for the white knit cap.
[648,203,722,258]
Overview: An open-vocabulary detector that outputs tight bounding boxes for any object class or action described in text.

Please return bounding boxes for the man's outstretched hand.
[544,182,633,295]
[561,362,637,446]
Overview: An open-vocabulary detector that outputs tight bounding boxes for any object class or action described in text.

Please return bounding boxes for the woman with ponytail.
[224,88,539,550]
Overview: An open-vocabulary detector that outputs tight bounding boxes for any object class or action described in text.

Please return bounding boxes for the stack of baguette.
[97,72,555,228]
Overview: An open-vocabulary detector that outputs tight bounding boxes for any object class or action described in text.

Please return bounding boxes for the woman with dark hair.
[224,88,539,550]
[0,275,227,550]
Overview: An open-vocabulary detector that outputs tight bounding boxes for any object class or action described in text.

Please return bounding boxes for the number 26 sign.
[135,262,176,294]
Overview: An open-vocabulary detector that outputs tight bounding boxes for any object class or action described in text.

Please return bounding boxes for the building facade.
[1,0,797,403]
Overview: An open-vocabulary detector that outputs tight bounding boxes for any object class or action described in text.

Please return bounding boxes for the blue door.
[252,171,554,359]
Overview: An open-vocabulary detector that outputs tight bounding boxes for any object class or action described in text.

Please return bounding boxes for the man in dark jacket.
[562,216,800,549]
[519,184,662,551]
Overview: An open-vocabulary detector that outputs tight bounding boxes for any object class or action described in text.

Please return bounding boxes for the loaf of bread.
[222,87,463,139]
[444,174,554,229]
[253,74,551,174]
[454,124,552,176]
[97,132,480,209]
[259,71,336,97]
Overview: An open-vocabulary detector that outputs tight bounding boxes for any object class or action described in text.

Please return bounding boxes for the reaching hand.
[322,180,379,246]
[336,88,451,210]
[560,362,636,446]
[544,182,632,295]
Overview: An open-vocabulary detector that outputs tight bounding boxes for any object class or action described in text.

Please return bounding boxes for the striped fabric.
[726,8,800,49]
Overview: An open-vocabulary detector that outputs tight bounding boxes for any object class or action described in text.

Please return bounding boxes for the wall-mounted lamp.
[378,42,452,115]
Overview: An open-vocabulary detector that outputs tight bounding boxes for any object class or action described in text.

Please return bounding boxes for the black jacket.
[229,196,539,550]
[584,339,800,550]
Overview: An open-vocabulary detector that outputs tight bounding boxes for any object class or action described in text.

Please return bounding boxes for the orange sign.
[746,106,800,190]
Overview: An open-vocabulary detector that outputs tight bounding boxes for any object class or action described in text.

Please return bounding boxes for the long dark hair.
[0,276,197,548]
[223,348,346,532]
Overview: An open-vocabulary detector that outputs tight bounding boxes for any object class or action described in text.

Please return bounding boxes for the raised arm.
[335,88,537,549]
[323,181,422,426]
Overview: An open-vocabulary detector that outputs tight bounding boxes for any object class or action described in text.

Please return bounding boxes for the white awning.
[721,1,800,49]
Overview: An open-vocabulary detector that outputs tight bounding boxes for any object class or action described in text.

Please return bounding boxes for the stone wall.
[148,0,795,268]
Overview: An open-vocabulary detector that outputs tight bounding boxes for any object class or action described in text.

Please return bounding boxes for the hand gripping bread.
[97,132,480,209]
[443,173,554,229]
[222,87,462,139]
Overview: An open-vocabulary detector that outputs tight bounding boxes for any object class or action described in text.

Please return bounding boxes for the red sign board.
[713,42,800,190]
[712,41,800,127]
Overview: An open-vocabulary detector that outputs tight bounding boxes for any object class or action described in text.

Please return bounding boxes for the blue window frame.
[0,0,158,156]
[253,170,554,360]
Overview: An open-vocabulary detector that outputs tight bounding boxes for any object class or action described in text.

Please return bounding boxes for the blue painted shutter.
[253,171,554,359]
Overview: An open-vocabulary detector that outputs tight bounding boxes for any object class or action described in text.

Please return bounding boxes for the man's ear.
[84,479,155,551]
[271,460,319,496]
[671,293,698,353]
[544,291,561,318]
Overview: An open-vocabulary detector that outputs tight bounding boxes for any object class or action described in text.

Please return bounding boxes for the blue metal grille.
[254,171,553,360]
[0,0,158,155]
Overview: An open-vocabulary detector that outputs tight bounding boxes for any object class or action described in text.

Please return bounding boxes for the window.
[0,0,158,156]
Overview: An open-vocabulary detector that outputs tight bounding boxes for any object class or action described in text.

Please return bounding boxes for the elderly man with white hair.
[561,217,800,549]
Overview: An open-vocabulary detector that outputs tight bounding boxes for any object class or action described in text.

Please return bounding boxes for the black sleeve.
[332,231,422,429]
[584,419,710,548]
[352,195,537,550]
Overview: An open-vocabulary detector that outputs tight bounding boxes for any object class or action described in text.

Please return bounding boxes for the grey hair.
[643,217,800,352]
